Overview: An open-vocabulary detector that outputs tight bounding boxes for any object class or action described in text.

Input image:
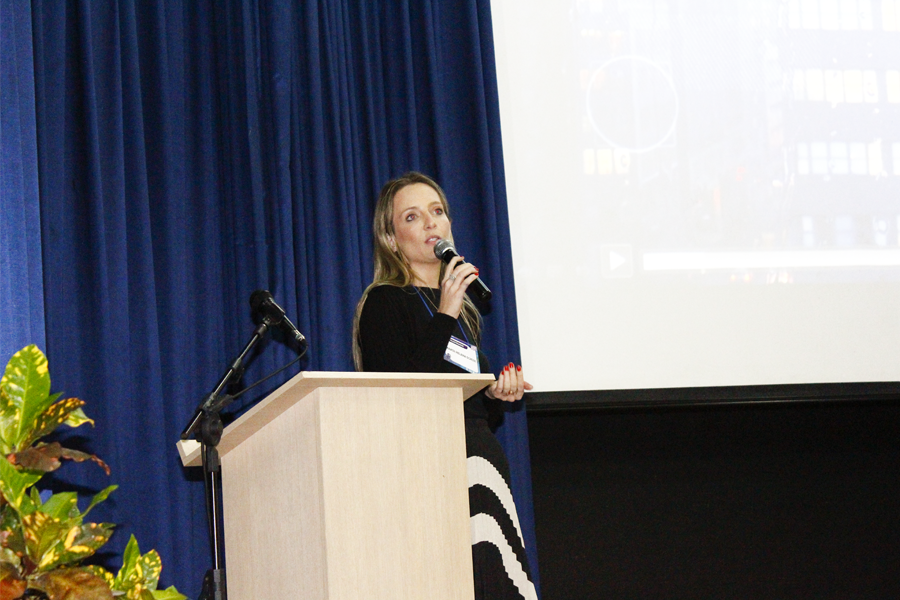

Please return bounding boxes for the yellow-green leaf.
[38,491,79,520]
[112,536,163,599]
[0,509,26,558]
[0,345,53,453]
[21,397,92,449]
[63,405,93,428]
[151,586,188,600]
[84,564,115,589]
[0,389,14,454]
[137,549,163,592]
[26,514,114,572]
[83,485,117,517]
[22,511,69,569]
[0,455,41,514]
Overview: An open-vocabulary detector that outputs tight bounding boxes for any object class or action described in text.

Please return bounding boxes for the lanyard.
[413,287,471,345]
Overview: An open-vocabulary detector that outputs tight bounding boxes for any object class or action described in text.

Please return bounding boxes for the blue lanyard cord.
[414,287,471,345]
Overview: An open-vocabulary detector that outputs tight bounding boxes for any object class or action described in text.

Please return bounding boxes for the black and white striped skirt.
[465,418,538,600]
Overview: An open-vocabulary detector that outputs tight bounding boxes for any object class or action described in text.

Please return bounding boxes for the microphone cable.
[215,344,308,410]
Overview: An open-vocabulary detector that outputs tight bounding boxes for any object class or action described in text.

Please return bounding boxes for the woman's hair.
[352,171,481,370]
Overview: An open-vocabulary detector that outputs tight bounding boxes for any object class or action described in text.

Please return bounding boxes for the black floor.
[528,402,900,599]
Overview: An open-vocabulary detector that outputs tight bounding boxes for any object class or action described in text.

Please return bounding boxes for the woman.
[353,172,538,600]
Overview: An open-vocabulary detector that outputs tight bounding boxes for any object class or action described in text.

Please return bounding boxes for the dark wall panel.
[528,401,900,599]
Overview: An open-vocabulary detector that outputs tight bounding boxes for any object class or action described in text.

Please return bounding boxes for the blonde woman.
[353,172,537,600]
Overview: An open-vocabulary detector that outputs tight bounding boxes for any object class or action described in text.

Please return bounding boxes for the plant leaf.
[29,518,114,572]
[0,546,21,569]
[0,346,183,600]
[0,455,41,514]
[151,587,187,600]
[136,549,162,593]
[0,561,26,600]
[62,405,93,428]
[0,389,10,455]
[84,564,115,589]
[37,492,79,521]
[21,398,92,450]
[112,534,141,595]
[20,501,115,573]
[82,486,117,518]
[8,445,62,473]
[112,536,163,600]
[28,567,114,600]
[0,345,53,453]
[23,511,69,570]
[9,442,111,476]
[112,535,141,590]
[0,507,26,560]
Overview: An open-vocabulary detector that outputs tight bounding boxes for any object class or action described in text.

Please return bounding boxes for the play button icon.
[600,244,634,278]
[609,251,626,271]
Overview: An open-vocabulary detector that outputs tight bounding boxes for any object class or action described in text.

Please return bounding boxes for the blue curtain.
[0,1,45,358]
[31,1,538,597]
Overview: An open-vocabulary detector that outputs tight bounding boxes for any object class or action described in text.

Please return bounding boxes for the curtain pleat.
[31,1,539,596]
[0,0,45,357]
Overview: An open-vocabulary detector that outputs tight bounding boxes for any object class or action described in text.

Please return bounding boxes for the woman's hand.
[485,363,533,402]
[437,255,479,319]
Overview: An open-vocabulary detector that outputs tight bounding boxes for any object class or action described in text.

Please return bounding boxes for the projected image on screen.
[573,1,900,284]
[493,0,900,391]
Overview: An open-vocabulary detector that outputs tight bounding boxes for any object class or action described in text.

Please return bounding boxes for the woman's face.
[389,182,451,278]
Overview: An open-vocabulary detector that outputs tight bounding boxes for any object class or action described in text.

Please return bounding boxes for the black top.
[359,284,492,420]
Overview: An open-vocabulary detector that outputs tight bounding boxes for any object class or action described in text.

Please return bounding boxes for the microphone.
[433,240,492,302]
[249,290,306,345]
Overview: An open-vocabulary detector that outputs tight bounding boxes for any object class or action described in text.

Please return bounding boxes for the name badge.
[444,336,480,374]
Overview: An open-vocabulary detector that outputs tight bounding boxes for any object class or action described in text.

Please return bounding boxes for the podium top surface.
[177,370,494,467]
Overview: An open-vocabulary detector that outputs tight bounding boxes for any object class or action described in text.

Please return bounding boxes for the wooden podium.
[178,371,494,600]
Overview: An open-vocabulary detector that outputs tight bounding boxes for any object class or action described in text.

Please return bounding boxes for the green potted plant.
[0,345,185,600]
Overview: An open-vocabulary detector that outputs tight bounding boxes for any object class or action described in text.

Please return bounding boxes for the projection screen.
[491,0,900,392]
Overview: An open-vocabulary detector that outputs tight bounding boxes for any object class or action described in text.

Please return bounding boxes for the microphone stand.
[181,321,270,600]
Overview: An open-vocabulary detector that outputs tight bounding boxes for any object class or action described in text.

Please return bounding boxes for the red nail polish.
[508,362,514,369]
[517,365,522,372]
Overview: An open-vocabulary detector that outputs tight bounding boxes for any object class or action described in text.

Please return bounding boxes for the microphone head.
[433,239,456,261]
[250,289,285,326]
[249,289,272,311]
